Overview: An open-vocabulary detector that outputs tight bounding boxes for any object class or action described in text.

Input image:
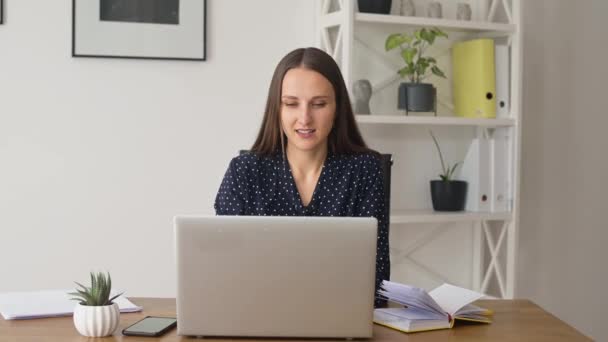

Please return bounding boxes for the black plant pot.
[398,83,437,115]
[358,0,392,14]
[430,180,468,211]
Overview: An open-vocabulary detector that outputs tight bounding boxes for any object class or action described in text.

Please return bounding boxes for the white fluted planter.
[73,303,120,337]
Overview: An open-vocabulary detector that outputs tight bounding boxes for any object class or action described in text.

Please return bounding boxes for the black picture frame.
[72,0,207,61]
[1,0,4,25]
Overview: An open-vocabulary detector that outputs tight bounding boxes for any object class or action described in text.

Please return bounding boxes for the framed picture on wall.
[72,0,206,61]
[1,0,4,25]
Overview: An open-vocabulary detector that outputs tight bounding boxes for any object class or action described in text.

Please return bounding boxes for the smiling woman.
[214,47,390,307]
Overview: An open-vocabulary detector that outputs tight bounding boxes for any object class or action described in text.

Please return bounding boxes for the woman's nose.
[296,104,313,125]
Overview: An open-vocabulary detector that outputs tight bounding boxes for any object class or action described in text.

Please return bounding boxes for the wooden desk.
[0,299,590,341]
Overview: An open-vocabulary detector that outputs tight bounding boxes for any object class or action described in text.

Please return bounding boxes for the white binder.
[491,129,511,212]
[461,135,491,212]
[495,45,510,117]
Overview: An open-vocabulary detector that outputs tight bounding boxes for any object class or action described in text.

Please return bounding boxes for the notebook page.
[379,281,445,316]
[428,283,484,316]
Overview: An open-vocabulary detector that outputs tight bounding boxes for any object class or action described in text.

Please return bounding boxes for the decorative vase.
[398,83,437,115]
[430,180,468,211]
[358,0,392,14]
[353,79,372,114]
[400,0,416,16]
[73,303,120,337]
[457,3,472,20]
[427,2,442,18]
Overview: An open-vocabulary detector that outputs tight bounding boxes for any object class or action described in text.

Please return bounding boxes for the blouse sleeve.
[214,157,248,215]
[356,156,391,308]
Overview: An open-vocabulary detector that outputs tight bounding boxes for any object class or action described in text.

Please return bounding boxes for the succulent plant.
[69,272,122,306]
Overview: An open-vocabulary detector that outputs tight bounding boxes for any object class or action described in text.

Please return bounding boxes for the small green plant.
[385,27,448,83]
[430,130,461,182]
[69,272,122,306]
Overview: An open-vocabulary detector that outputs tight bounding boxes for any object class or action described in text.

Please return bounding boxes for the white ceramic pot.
[73,303,120,337]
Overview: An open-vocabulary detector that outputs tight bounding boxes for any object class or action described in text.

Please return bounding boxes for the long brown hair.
[251,47,375,156]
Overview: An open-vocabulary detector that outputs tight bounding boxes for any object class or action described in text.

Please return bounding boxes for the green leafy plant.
[385,27,448,83]
[430,130,461,182]
[69,272,122,306]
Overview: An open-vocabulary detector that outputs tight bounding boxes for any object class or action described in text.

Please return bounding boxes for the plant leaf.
[450,162,461,178]
[385,33,409,51]
[431,65,446,78]
[416,63,428,79]
[109,292,123,304]
[398,65,414,78]
[401,47,417,65]
[429,130,447,176]
[421,28,436,45]
[431,27,448,38]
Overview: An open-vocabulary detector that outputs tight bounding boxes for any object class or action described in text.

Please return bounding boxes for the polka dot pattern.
[214,151,390,307]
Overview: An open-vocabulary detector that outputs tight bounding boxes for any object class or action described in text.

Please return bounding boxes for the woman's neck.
[286,144,328,177]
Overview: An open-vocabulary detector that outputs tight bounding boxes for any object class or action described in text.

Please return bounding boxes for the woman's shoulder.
[228,151,281,172]
[333,151,382,168]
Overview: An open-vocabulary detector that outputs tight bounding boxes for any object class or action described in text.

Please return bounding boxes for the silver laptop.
[174,215,377,339]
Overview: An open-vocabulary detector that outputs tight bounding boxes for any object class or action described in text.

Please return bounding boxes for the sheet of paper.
[428,283,484,316]
[375,307,446,321]
[378,281,445,316]
[0,289,142,320]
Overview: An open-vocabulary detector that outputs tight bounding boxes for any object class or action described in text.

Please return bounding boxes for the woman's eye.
[284,103,298,107]
[312,102,326,108]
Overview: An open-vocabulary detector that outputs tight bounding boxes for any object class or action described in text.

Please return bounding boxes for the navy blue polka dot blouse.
[214,151,390,307]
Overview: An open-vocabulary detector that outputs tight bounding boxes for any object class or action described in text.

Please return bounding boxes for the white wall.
[0,0,315,297]
[519,1,608,340]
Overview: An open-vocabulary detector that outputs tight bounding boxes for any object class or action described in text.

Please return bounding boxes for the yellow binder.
[452,39,496,118]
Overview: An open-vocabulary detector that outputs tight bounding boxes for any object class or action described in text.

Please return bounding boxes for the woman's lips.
[295,129,316,139]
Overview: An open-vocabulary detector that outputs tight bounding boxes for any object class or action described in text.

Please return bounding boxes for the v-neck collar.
[283,152,332,213]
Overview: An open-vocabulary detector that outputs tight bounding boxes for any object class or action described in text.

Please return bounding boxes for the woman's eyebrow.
[281,95,330,99]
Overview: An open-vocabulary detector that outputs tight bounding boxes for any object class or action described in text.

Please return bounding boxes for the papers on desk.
[0,289,142,320]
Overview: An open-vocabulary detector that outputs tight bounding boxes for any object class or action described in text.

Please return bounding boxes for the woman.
[214,47,389,307]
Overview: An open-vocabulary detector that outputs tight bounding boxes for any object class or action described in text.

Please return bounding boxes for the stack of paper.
[0,289,142,320]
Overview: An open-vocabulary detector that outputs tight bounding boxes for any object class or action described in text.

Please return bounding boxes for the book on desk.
[373,281,493,333]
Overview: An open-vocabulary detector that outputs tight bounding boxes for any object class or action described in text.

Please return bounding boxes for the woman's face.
[280,67,336,154]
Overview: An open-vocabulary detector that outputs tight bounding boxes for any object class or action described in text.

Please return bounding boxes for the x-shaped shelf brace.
[390,223,452,285]
[487,0,513,23]
[480,220,510,298]
[391,219,512,298]
[319,0,345,62]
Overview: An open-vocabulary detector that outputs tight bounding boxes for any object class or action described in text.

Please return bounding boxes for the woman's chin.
[289,140,325,152]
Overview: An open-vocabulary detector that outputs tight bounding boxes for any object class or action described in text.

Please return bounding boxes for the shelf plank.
[355,13,515,35]
[390,210,512,224]
[355,114,515,127]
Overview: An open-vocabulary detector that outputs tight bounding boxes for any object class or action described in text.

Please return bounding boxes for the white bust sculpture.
[353,79,372,115]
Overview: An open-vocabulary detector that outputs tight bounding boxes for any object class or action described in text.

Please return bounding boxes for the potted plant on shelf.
[385,27,448,115]
[429,130,467,211]
[69,272,122,337]
[358,0,392,14]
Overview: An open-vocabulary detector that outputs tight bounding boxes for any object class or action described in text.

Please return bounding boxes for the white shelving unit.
[390,209,512,224]
[355,114,515,127]
[316,0,522,299]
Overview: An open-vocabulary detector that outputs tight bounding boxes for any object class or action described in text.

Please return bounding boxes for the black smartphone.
[122,316,177,337]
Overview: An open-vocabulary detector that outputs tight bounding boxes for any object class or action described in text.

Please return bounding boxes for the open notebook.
[373,281,492,333]
[0,289,142,320]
